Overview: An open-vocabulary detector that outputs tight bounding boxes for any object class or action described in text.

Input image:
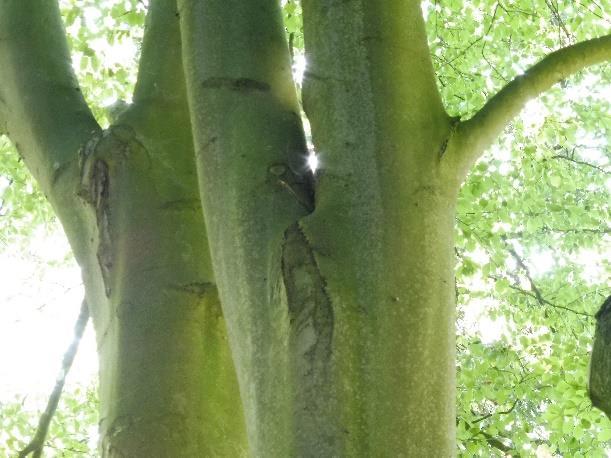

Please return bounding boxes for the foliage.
[0,0,609,455]
[0,385,98,457]
[428,0,611,455]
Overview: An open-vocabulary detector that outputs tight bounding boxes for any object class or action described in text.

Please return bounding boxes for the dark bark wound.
[201,77,270,93]
[78,133,114,296]
[169,281,214,298]
[92,160,112,296]
[282,223,338,452]
[78,126,148,298]
[282,223,333,351]
[438,116,461,158]
[268,163,315,212]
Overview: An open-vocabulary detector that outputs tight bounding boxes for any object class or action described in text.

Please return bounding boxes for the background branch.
[19,301,90,458]
[497,241,592,317]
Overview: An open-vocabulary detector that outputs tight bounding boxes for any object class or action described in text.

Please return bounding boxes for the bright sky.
[0,225,97,407]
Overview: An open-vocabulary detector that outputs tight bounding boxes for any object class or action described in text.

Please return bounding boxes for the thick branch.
[19,301,89,458]
[120,0,197,174]
[450,34,611,174]
[0,0,99,192]
[178,1,318,454]
[131,0,185,107]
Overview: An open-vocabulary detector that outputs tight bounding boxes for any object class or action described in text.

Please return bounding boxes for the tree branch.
[550,152,610,175]
[19,301,90,458]
[0,0,100,193]
[504,243,547,306]
[480,430,515,454]
[472,398,519,424]
[461,418,516,454]
[117,0,199,174]
[495,241,593,317]
[130,0,186,109]
[449,34,611,175]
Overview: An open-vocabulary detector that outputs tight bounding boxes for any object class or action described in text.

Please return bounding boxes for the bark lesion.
[201,77,271,93]
[77,126,150,297]
[168,281,215,298]
[281,222,338,452]
[79,132,113,296]
[282,223,333,344]
[268,163,316,212]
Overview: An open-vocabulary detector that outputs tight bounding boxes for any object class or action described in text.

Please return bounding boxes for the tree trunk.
[179,0,459,455]
[0,2,247,456]
[84,124,246,457]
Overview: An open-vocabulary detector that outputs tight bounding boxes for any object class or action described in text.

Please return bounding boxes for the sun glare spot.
[293,54,307,86]
[307,152,319,173]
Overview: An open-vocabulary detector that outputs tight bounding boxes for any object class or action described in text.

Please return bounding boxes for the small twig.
[473,397,520,424]
[504,242,546,305]
[480,430,515,454]
[461,417,517,454]
[501,279,592,317]
[544,226,611,234]
[19,300,90,458]
[440,3,500,68]
[550,154,610,175]
[544,0,573,43]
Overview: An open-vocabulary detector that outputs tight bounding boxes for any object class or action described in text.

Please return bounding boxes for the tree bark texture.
[179,0,457,454]
[1,1,247,456]
[1,0,609,456]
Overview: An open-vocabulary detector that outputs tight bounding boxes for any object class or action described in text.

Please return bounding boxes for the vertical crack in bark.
[92,159,112,297]
[78,133,113,297]
[281,222,337,453]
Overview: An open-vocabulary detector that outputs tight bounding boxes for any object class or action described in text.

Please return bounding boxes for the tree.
[0,0,609,456]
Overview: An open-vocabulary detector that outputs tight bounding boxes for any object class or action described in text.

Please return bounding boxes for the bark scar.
[168,282,214,298]
[281,222,339,449]
[78,133,113,296]
[201,77,270,93]
[281,222,334,381]
[268,163,315,212]
[439,116,461,159]
[77,126,148,297]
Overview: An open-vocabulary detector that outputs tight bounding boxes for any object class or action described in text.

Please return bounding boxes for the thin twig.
[502,279,592,317]
[461,417,517,454]
[550,154,610,175]
[440,3,500,68]
[472,397,520,424]
[19,300,90,458]
[504,242,546,305]
[544,0,573,43]
[496,238,592,317]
